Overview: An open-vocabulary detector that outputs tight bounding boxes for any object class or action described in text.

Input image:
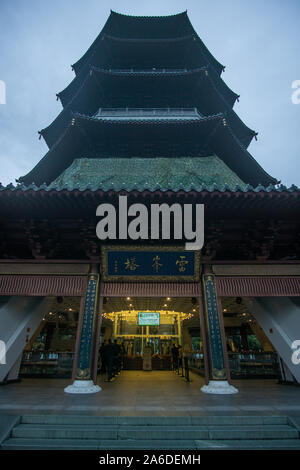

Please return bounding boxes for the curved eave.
[44,66,244,149]
[73,11,195,74]
[110,11,224,74]
[1,184,299,218]
[21,115,275,187]
[62,35,193,105]
[72,33,207,78]
[214,119,276,186]
[21,115,225,185]
[61,33,224,106]
[4,184,299,194]
[185,15,224,76]
[225,110,256,149]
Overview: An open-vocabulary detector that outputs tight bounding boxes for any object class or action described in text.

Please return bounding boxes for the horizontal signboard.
[101,246,200,281]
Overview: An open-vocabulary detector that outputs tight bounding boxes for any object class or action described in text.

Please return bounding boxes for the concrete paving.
[0,371,300,416]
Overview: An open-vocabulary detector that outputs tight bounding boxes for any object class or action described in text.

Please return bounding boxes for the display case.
[20,351,74,378]
[228,352,280,378]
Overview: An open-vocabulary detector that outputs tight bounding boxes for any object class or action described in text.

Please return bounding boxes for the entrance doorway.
[19,296,81,379]
[100,296,205,374]
[220,296,284,381]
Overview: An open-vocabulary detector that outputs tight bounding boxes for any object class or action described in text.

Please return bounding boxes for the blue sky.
[0,0,299,186]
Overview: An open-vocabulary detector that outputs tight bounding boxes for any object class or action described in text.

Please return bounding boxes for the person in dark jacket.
[112,340,122,375]
[177,344,183,375]
[103,339,115,382]
[171,343,179,372]
[99,340,107,375]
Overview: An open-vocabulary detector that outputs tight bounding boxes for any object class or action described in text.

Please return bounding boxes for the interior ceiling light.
[104,309,192,322]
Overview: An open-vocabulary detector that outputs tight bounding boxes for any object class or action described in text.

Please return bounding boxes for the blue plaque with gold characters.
[101,246,200,281]
[203,274,227,380]
[75,273,99,380]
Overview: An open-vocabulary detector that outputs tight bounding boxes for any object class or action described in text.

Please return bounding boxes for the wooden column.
[200,266,238,394]
[71,295,85,382]
[65,268,101,394]
[92,281,103,383]
[198,294,210,385]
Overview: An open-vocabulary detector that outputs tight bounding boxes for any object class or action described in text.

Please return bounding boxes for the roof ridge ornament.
[254,184,265,192]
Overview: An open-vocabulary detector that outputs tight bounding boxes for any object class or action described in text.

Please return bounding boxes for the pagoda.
[20,10,274,189]
[0,11,299,396]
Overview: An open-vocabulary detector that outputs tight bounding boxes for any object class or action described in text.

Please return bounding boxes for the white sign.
[291,80,300,104]
[291,340,300,365]
[0,81,6,105]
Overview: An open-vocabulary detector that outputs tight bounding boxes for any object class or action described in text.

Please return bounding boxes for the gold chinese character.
[176,255,189,272]
[124,257,139,271]
[152,255,163,273]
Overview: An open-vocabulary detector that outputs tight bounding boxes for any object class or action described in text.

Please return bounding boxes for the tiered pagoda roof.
[71,11,224,75]
[19,10,276,187]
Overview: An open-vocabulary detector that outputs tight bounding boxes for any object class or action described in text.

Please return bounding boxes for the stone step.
[11,424,298,440]
[3,438,300,451]
[2,438,102,450]
[12,424,119,440]
[20,414,289,426]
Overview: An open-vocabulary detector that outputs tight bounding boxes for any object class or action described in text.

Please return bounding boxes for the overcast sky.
[0,0,299,186]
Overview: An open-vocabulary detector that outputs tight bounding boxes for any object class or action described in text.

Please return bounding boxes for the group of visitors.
[99,339,125,382]
[99,339,191,382]
[171,342,191,382]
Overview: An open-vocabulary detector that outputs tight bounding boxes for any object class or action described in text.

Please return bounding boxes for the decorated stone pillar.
[201,270,238,394]
[64,272,101,394]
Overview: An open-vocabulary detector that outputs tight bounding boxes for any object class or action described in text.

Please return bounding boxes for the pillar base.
[201,380,238,395]
[64,380,102,394]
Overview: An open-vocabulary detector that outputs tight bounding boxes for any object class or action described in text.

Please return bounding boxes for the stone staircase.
[2,415,300,450]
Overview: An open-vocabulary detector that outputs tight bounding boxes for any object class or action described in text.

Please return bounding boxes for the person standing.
[178,344,183,376]
[103,339,115,382]
[183,343,191,382]
[171,343,179,372]
[113,340,122,375]
[120,342,126,369]
[99,339,107,375]
[143,342,152,371]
